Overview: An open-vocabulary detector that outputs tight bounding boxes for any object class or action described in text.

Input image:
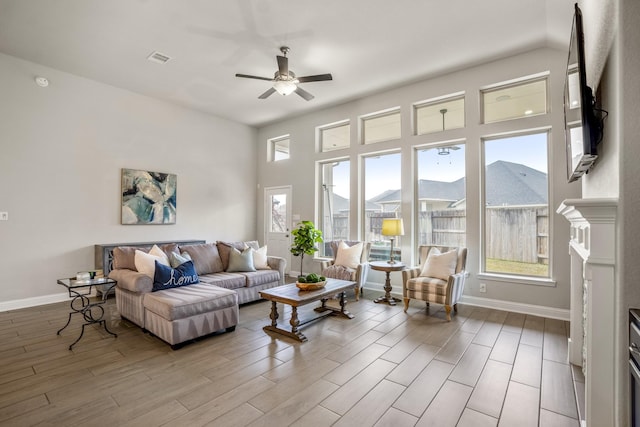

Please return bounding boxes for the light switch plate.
[0,212,7,221]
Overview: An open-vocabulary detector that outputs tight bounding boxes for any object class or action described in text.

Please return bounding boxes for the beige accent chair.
[319,241,371,300]
[402,245,467,321]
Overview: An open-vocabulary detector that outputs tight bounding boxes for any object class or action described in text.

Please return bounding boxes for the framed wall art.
[121,168,176,224]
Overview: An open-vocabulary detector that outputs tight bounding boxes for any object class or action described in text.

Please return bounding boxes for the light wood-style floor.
[0,286,582,426]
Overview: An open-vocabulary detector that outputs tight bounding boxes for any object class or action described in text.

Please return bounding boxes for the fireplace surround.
[557,198,618,427]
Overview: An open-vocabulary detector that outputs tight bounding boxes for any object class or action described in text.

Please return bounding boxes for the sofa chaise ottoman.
[143,284,238,349]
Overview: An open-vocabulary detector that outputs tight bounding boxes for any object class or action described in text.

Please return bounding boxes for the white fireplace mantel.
[557,198,618,427]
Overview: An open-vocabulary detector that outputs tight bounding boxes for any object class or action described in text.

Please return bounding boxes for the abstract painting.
[121,168,176,224]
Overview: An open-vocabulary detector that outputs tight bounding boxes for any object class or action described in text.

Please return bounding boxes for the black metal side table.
[56,277,118,350]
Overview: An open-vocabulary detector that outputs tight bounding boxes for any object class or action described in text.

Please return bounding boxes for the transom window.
[361,108,401,145]
[269,135,290,161]
[319,121,350,152]
[415,95,465,135]
[482,77,548,124]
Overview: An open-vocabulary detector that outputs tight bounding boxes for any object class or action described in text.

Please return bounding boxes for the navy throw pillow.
[152,260,199,291]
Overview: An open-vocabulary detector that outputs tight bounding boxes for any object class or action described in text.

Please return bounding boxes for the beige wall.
[256,47,581,313]
[0,52,257,308]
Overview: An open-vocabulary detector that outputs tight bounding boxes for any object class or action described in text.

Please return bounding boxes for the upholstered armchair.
[402,245,467,321]
[319,241,371,301]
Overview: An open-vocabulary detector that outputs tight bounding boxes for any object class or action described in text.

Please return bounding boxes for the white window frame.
[478,128,555,287]
[413,139,467,255]
[316,156,351,254]
[268,135,290,162]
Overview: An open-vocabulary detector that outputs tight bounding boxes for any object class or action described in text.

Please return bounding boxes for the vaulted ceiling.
[0,0,575,127]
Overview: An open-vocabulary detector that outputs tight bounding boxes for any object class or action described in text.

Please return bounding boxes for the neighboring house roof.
[370,179,464,206]
[367,189,399,204]
[365,160,547,207]
[417,179,465,202]
[330,193,379,212]
[485,160,548,206]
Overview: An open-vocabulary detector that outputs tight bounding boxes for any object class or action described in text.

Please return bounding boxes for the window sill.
[477,272,556,287]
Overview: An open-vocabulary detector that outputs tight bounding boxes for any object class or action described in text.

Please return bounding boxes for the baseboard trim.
[362,282,400,296]
[459,295,569,321]
[0,293,69,312]
[362,282,569,321]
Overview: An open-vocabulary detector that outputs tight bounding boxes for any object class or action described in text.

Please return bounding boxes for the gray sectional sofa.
[104,240,286,348]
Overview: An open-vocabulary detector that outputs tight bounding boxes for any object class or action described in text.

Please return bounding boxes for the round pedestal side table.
[369,261,406,306]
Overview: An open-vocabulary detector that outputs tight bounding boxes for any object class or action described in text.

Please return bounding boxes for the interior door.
[265,186,292,275]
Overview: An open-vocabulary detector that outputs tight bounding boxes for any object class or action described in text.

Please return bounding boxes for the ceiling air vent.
[147,51,172,64]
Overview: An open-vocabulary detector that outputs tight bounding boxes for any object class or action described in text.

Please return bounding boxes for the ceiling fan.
[235,46,332,101]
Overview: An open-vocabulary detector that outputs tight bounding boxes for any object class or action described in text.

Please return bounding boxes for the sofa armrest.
[108,268,153,293]
[266,256,286,285]
[319,259,335,271]
[446,271,467,305]
[401,267,422,283]
[354,262,370,287]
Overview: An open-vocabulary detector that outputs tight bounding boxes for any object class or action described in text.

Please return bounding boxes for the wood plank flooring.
[0,287,580,426]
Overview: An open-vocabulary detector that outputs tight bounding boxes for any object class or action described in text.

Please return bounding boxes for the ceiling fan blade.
[258,87,276,99]
[235,73,273,82]
[277,55,288,76]
[294,86,314,101]
[296,73,333,83]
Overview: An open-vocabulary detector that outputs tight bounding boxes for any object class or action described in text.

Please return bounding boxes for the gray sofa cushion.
[113,246,147,270]
[113,244,179,271]
[180,243,224,275]
[143,284,237,321]
[199,272,247,290]
[242,270,281,287]
[109,268,153,293]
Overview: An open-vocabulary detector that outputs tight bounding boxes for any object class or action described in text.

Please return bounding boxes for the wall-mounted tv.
[564,3,603,183]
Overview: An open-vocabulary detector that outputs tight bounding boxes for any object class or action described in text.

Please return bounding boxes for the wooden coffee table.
[259,278,356,342]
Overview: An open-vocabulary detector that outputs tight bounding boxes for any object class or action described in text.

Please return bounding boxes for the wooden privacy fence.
[485,205,548,264]
[418,209,466,247]
[323,206,548,265]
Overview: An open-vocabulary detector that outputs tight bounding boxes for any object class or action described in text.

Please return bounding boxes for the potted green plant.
[290,220,323,278]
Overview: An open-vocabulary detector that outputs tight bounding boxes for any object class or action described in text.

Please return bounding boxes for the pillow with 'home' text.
[152,260,199,291]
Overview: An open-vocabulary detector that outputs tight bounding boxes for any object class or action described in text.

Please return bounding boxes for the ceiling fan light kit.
[236,46,332,101]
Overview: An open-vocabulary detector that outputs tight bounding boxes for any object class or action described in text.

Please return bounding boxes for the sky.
[327,132,548,200]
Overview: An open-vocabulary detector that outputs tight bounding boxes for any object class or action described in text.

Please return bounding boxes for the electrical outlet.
[0,212,7,221]
[479,283,487,293]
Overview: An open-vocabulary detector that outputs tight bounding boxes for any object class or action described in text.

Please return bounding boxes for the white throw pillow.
[334,241,363,269]
[420,248,458,280]
[148,244,170,266]
[253,245,270,270]
[135,249,170,278]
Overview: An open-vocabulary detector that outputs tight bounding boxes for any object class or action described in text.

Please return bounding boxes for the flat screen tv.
[564,3,603,183]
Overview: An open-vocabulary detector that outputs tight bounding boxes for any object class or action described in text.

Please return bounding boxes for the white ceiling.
[0,0,576,127]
